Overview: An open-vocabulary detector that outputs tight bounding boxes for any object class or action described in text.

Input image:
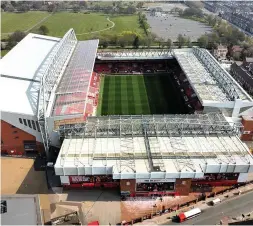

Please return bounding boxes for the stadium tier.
[1,29,253,195]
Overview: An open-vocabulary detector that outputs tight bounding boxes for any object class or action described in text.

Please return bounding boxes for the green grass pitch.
[97,74,188,116]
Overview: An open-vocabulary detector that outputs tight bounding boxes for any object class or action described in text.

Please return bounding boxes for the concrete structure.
[1,195,42,225]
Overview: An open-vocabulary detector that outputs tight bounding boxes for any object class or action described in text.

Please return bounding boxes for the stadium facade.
[1,29,253,196]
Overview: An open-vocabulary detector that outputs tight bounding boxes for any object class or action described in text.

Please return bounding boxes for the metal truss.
[58,113,242,138]
[57,113,246,172]
[96,49,173,59]
[37,29,77,153]
[193,47,248,101]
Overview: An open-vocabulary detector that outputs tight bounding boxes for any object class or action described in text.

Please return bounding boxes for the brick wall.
[241,117,253,141]
[1,120,43,155]
[120,179,136,195]
[175,179,192,196]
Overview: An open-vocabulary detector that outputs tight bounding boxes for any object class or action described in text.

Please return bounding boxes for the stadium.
[1,29,253,197]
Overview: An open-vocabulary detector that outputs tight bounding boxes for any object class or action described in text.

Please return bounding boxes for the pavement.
[135,182,253,225]
[146,13,212,41]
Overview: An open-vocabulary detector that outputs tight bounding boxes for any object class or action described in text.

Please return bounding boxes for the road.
[164,190,253,225]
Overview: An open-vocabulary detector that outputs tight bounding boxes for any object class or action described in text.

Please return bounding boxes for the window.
[13,131,17,134]
[23,119,27,126]
[27,120,32,128]
[19,118,23,124]
[31,120,36,130]
[15,137,19,139]
[11,125,16,128]
[36,121,41,132]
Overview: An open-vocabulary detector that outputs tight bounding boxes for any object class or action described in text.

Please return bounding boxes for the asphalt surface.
[164,190,253,225]
[146,12,212,41]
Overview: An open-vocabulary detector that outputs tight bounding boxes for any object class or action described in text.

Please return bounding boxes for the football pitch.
[97,74,188,115]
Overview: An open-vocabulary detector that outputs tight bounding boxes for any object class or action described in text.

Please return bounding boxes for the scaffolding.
[37,29,77,153]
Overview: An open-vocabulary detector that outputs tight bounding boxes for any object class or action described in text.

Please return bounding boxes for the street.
[164,190,253,225]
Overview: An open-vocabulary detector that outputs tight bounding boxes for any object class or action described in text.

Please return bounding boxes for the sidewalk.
[135,182,253,225]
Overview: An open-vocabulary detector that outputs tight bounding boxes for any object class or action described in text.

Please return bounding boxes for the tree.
[137,2,144,9]
[166,38,172,49]
[4,4,14,12]
[73,6,80,13]
[38,25,49,35]
[177,34,186,48]
[100,39,109,48]
[157,38,165,48]
[79,1,87,9]
[17,4,29,12]
[232,52,241,61]
[47,4,56,12]
[186,37,192,47]
[198,35,209,48]
[8,31,26,43]
[7,31,26,49]
[133,36,140,49]
[32,1,43,10]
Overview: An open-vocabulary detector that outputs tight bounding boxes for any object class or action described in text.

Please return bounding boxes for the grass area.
[32,12,110,38]
[1,50,9,58]
[1,12,144,40]
[36,13,144,39]
[97,74,188,116]
[1,11,49,34]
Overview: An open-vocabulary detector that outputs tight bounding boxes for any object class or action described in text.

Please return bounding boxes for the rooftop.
[52,40,99,116]
[54,135,253,179]
[1,195,42,225]
[55,114,253,179]
[0,33,60,115]
[0,33,59,81]
[173,48,252,103]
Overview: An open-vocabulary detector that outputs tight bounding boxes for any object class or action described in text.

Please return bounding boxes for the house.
[230,62,253,97]
[232,45,243,53]
[213,45,228,60]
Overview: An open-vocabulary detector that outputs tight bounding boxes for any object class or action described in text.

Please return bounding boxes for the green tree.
[73,6,80,13]
[4,4,15,12]
[177,34,185,48]
[100,39,109,48]
[137,2,144,8]
[198,35,209,48]
[186,37,192,47]
[166,38,172,49]
[133,36,140,49]
[47,4,55,12]
[79,1,87,8]
[233,51,241,61]
[38,25,49,35]
[7,31,26,49]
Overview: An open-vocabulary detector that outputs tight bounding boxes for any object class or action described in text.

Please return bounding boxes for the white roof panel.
[0,33,59,80]
[55,136,253,178]
[0,76,36,115]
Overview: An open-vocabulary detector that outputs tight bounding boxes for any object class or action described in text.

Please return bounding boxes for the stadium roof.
[0,33,59,81]
[0,76,38,115]
[51,40,99,116]
[96,49,173,60]
[55,114,253,179]
[0,33,60,116]
[54,135,253,179]
[173,48,253,104]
